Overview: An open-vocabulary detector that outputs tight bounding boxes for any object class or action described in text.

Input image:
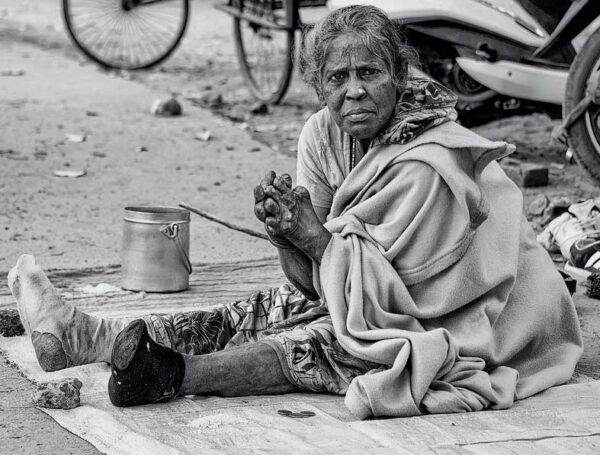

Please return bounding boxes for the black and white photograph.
[1,0,600,453]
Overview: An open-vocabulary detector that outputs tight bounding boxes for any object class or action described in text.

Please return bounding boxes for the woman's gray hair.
[300,5,418,100]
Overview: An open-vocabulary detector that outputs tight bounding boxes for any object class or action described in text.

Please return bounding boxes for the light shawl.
[313,91,583,419]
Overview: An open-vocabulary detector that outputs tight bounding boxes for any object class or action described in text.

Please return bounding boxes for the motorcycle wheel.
[564,26,600,182]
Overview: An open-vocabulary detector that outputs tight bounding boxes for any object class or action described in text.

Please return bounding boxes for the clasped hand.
[253,171,329,262]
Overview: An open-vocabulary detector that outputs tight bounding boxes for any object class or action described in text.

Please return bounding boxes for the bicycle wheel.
[63,0,190,70]
[232,0,296,104]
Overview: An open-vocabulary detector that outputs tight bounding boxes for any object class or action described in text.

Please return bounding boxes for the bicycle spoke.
[64,0,187,69]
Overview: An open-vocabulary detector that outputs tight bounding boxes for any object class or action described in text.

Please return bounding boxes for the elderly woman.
[9,5,582,419]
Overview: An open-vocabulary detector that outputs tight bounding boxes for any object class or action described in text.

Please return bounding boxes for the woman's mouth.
[345,111,372,122]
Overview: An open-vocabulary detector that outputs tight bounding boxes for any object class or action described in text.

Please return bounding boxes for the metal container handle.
[160,222,192,275]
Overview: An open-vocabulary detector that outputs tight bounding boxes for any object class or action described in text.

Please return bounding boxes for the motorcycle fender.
[327,0,547,47]
[456,57,567,105]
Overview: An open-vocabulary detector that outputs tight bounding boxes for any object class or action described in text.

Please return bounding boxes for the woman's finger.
[281,173,292,188]
[265,216,281,233]
[293,185,312,200]
[273,174,292,192]
[264,184,283,201]
[260,170,276,189]
[254,202,267,222]
[253,185,265,202]
[264,197,281,216]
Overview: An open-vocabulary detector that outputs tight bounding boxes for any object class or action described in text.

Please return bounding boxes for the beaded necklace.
[350,136,356,171]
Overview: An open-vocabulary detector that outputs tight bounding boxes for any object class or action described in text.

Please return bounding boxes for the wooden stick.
[179,202,269,241]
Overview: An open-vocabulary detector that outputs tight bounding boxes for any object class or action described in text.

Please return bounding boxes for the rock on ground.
[32,378,83,410]
[0,309,25,337]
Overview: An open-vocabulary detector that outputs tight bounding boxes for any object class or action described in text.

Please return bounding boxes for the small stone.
[151,96,182,116]
[86,110,99,117]
[0,69,25,77]
[254,124,277,133]
[199,92,223,108]
[136,146,148,153]
[92,151,106,158]
[0,309,25,337]
[521,164,549,188]
[53,169,86,178]
[227,106,249,122]
[249,147,261,153]
[249,102,269,115]
[32,378,83,410]
[225,145,235,151]
[194,130,211,142]
[66,134,86,143]
[527,194,549,217]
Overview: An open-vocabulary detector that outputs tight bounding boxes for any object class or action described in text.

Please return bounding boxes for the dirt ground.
[2,0,600,453]
[2,0,600,273]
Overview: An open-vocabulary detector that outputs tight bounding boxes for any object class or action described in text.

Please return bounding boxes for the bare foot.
[8,254,126,371]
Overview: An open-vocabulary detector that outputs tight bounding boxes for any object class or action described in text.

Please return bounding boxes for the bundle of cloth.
[313,121,582,418]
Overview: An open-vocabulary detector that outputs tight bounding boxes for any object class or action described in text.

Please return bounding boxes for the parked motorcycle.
[329,0,600,183]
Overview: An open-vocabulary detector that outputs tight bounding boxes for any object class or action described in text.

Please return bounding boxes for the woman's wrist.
[291,225,332,264]
[265,227,295,250]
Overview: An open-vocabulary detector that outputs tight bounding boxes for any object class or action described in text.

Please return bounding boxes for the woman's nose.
[346,78,366,99]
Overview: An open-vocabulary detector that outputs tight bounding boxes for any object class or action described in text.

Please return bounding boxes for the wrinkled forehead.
[322,34,388,70]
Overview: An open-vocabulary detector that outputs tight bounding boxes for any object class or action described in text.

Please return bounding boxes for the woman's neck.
[358,139,370,154]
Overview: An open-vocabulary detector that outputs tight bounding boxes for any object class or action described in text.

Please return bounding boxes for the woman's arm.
[277,247,319,301]
[254,173,332,301]
[274,204,330,301]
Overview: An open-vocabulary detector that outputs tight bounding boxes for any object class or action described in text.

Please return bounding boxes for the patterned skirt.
[142,284,378,394]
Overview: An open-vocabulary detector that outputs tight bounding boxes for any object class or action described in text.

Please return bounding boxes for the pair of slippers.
[564,238,600,281]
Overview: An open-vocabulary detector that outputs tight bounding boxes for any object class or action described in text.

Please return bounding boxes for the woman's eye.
[360,68,379,77]
[329,72,346,82]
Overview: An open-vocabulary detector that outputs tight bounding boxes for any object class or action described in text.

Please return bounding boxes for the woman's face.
[321,34,397,143]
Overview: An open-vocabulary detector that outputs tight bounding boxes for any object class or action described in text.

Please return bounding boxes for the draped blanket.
[314,121,583,419]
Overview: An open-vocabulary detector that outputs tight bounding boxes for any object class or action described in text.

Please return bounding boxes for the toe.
[9,255,41,291]
[15,254,36,272]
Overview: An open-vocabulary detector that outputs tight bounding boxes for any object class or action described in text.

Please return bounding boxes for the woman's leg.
[108,314,379,407]
[8,255,132,371]
[8,254,325,373]
[108,319,297,407]
[143,285,327,355]
[108,286,328,406]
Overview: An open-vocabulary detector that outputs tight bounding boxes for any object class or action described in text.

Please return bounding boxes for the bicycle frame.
[122,0,179,10]
[215,0,299,30]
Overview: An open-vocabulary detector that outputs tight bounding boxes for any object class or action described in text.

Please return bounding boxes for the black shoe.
[108,319,185,407]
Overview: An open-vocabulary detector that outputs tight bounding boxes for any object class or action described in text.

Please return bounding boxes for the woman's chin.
[343,123,377,142]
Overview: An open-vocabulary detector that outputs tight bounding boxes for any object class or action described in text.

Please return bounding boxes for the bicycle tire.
[63,0,190,70]
[232,0,296,104]
[564,26,600,184]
